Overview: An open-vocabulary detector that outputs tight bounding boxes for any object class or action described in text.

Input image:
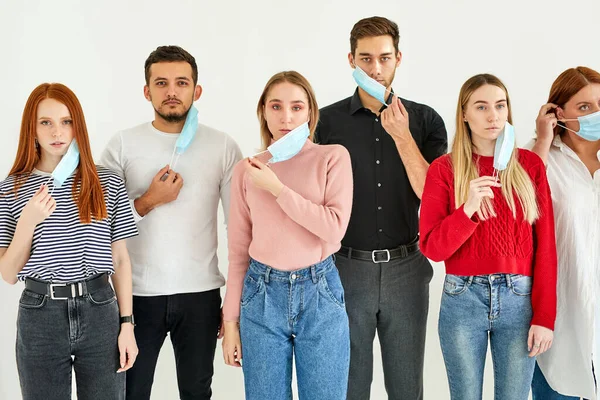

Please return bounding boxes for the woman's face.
[263,82,310,142]
[557,83,600,134]
[36,98,74,158]
[463,84,509,144]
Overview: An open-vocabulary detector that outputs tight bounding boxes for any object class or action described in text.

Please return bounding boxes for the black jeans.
[17,283,124,400]
[126,289,221,400]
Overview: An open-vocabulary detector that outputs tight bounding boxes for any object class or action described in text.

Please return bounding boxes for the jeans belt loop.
[264,267,271,284]
[310,265,318,284]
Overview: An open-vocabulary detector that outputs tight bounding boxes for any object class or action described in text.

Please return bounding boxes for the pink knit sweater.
[222,140,353,321]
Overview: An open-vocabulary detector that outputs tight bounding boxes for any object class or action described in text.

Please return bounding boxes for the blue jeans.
[438,274,535,400]
[240,256,350,400]
[532,362,581,400]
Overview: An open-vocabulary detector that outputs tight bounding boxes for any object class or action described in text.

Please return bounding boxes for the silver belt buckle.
[372,249,391,263]
[50,283,69,300]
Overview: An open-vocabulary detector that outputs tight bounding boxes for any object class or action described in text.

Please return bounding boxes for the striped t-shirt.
[0,166,138,283]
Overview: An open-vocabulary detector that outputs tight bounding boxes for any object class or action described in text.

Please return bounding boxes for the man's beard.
[155,106,190,123]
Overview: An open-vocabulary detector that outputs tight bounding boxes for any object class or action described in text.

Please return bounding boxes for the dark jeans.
[126,290,221,400]
[532,362,585,400]
[17,284,124,400]
[335,250,433,400]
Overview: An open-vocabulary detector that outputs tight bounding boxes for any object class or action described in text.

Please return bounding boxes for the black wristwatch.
[120,315,135,326]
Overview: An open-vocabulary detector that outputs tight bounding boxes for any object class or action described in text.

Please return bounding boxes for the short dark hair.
[144,45,198,85]
[350,17,400,56]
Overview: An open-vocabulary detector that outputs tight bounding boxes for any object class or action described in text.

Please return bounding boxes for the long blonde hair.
[256,71,319,150]
[452,74,538,223]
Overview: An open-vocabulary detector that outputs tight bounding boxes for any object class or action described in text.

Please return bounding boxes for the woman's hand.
[222,321,243,367]
[245,157,284,197]
[535,103,559,143]
[117,324,138,373]
[19,185,56,228]
[528,325,554,357]
[463,176,501,219]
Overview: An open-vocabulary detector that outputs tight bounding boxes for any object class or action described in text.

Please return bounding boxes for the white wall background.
[1,0,599,398]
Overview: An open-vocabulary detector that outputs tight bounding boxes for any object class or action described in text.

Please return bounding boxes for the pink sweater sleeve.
[223,162,252,322]
[276,146,353,244]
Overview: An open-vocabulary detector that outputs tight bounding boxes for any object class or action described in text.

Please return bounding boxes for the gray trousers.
[335,249,433,400]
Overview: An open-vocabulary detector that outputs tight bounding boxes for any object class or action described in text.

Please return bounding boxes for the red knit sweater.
[419,149,557,330]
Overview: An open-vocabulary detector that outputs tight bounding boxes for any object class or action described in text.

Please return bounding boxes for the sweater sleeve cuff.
[275,185,292,205]
[455,204,479,229]
[531,313,555,331]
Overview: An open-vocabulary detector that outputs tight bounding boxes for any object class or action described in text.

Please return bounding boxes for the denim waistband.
[248,256,335,283]
[454,273,529,286]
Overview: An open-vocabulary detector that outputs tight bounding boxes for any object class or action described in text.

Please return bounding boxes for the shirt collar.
[552,134,600,162]
[349,87,396,115]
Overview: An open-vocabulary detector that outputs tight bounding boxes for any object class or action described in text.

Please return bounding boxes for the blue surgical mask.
[558,110,600,141]
[493,122,515,173]
[169,106,199,169]
[50,140,80,189]
[262,121,310,164]
[352,65,390,106]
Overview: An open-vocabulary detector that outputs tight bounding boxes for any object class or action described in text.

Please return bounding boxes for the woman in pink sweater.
[221,71,353,400]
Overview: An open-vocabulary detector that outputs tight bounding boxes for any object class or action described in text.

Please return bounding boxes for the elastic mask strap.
[44,176,55,195]
[556,122,578,134]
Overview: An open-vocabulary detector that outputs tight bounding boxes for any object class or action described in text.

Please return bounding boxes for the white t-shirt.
[101,121,242,296]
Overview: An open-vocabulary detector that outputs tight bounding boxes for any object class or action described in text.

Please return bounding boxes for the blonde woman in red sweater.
[419,74,557,400]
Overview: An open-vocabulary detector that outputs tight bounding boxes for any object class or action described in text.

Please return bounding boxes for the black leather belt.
[25,273,110,300]
[338,237,420,263]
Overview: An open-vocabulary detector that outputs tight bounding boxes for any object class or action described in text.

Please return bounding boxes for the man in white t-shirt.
[101,45,242,400]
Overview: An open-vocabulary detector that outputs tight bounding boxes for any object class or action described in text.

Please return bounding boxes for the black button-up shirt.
[316,89,448,250]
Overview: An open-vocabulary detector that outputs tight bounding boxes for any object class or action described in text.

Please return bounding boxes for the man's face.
[144,61,201,123]
[348,35,401,90]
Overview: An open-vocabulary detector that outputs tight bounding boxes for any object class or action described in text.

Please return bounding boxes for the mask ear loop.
[161,146,179,182]
[43,175,56,195]
[556,122,579,134]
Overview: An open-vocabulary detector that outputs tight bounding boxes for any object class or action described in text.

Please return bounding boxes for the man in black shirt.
[315,16,448,400]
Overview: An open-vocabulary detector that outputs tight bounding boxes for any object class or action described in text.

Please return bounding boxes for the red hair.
[9,83,107,223]
[548,66,600,136]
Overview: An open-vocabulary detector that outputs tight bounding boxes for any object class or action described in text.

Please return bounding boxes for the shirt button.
[376,160,380,164]
[376,138,380,141]
[378,229,383,232]
[375,118,379,122]
[378,206,382,210]
[377,183,381,187]
[291,274,297,280]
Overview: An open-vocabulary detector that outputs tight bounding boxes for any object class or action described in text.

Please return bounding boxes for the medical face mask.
[161,106,198,181]
[558,110,600,141]
[493,122,515,176]
[265,121,310,163]
[170,105,199,168]
[352,65,390,106]
[253,121,310,164]
[49,140,80,190]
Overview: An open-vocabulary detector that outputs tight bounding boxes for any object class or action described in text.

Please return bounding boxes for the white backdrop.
[1,0,599,398]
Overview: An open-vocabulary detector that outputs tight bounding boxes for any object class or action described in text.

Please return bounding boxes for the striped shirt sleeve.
[110,177,138,243]
[0,191,17,248]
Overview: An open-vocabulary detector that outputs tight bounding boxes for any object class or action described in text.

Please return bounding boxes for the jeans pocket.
[510,274,532,296]
[19,290,47,309]
[319,269,345,308]
[240,273,263,307]
[443,274,470,296]
[88,286,117,306]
